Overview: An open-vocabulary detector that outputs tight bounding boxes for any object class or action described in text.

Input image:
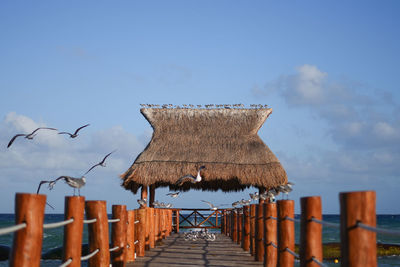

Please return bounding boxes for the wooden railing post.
[237,209,242,244]
[85,200,110,267]
[222,210,226,234]
[144,207,150,250]
[157,209,162,240]
[242,206,250,251]
[255,202,264,261]
[340,191,377,267]
[126,210,135,262]
[300,196,322,267]
[264,202,277,267]
[63,196,85,267]
[111,205,127,267]
[136,208,147,257]
[10,193,46,267]
[277,200,295,267]
[149,208,155,248]
[229,211,233,237]
[175,209,180,233]
[232,210,238,242]
[250,204,256,256]
[154,209,160,241]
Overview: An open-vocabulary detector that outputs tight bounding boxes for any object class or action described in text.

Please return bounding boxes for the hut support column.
[149,185,155,208]
[141,186,148,207]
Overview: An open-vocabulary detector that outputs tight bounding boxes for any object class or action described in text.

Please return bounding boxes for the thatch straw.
[121,108,287,193]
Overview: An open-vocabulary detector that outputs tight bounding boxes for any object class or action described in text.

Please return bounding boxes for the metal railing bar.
[264,241,278,249]
[357,222,400,236]
[81,248,99,261]
[310,217,340,228]
[311,256,329,267]
[284,247,300,259]
[0,223,27,236]
[59,258,72,267]
[108,218,120,223]
[43,218,74,229]
[109,246,120,252]
[83,218,97,224]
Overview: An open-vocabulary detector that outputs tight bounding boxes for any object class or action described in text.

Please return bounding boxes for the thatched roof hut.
[121,107,287,194]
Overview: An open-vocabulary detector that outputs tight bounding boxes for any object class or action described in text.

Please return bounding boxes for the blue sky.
[1,1,399,213]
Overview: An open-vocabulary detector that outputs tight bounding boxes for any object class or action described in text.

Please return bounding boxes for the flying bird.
[176,166,206,186]
[201,200,218,211]
[35,180,56,209]
[84,150,115,175]
[48,176,86,196]
[166,192,180,198]
[7,127,58,148]
[58,124,90,138]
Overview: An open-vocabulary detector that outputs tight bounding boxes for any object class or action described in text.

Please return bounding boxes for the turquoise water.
[0,214,399,266]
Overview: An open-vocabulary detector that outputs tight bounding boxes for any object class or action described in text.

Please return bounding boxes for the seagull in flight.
[35,180,55,209]
[84,150,115,175]
[201,200,218,211]
[48,176,86,196]
[7,127,58,148]
[176,166,206,186]
[58,124,90,138]
[166,192,180,198]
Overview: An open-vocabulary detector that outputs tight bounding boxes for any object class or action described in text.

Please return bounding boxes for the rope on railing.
[81,248,100,261]
[43,218,74,229]
[264,241,278,249]
[134,220,140,224]
[83,218,97,224]
[266,216,278,220]
[109,246,120,252]
[0,223,27,236]
[58,258,72,267]
[282,216,300,223]
[284,247,300,259]
[357,221,400,236]
[310,217,340,228]
[311,256,329,267]
[108,218,120,223]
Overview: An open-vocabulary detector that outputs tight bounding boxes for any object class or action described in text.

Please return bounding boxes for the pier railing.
[174,208,222,229]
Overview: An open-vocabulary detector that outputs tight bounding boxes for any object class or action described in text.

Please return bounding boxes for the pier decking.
[128,233,263,267]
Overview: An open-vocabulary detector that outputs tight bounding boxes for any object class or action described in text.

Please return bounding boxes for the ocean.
[0,214,399,266]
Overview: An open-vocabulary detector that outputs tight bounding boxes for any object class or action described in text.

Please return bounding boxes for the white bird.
[48,176,86,196]
[58,124,89,138]
[84,150,115,175]
[249,192,259,201]
[176,166,206,186]
[7,127,58,148]
[232,201,240,208]
[240,199,251,206]
[137,198,147,206]
[201,200,218,211]
[277,182,294,199]
[166,192,180,198]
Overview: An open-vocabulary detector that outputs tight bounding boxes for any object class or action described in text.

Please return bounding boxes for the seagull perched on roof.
[7,127,58,148]
[58,124,90,138]
[84,150,115,175]
[176,166,206,186]
[166,192,180,198]
[201,200,218,211]
[48,176,86,196]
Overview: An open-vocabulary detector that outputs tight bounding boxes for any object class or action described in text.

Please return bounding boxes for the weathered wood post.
[166,209,172,237]
[154,209,159,241]
[126,210,136,262]
[111,205,127,267]
[237,209,242,244]
[85,200,110,267]
[149,184,155,208]
[264,202,277,267]
[340,191,377,267]
[300,196,322,267]
[10,193,46,267]
[175,209,180,233]
[242,206,251,251]
[149,208,155,248]
[277,200,295,267]
[144,207,150,250]
[141,186,148,207]
[222,210,226,234]
[136,208,147,257]
[255,202,264,261]
[232,209,238,242]
[250,204,256,256]
[63,196,85,267]
[157,208,162,240]
[228,211,232,237]
[161,209,166,239]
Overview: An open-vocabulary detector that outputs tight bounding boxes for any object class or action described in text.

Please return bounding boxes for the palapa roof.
[121,106,287,193]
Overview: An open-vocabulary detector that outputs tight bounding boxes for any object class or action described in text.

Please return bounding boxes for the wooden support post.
[85,200,110,267]
[144,207,150,250]
[242,206,250,251]
[154,209,159,242]
[237,209,242,244]
[259,188,266,205]
[149,184,155,208]
[140,186,148,207]
[255,203,264,262]
[111,205,127,267]
[136,208,147,257]
[300,196,322,267]
[165,209,171,237]
[232,210,238,242]
[175,209,180,233]
[264,202,277,267]
[63,196,85,267]
[161,209,166,239]
[250,204,256,256]
[228,211,232,237]
[126,210,135,262]
[221,210,226,234]
[169,209,173,235]
[340,191,377,267]
[10,193,46,267]
[157,209,162,241]
[277,200,295,267]
[149,208,155,248]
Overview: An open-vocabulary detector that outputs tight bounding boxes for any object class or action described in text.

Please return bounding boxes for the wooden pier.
[128,233,262,267]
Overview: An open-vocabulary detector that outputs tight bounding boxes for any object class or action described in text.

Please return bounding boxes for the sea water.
[0,214,399,266]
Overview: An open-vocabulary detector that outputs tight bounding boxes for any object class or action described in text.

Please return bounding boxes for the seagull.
[84,150,115,175]
[166,192,180,198]
[176,166,206,186]
[201,200,218,211]
[137,198,147,206]
[249,192,259,201]
[7,127,58,148]
[277,182,294,199]
[58,124,90,138]
[35,180,55,209]
[232,201,240,208]
[49,176,86,196]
